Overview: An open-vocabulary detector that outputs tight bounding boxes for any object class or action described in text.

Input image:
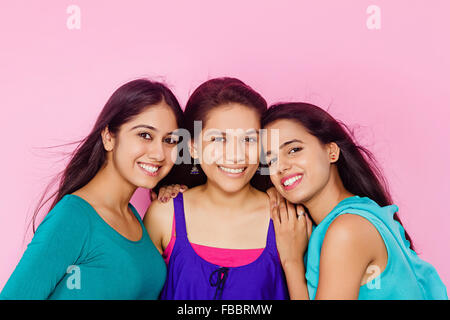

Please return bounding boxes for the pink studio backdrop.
[1,1,449,291]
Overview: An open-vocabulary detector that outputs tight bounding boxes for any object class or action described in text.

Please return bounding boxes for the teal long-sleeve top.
[0,194,166,300]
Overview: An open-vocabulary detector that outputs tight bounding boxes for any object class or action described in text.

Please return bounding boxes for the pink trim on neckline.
[162,212,264,268]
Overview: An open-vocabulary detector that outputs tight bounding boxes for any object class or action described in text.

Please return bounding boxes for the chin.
[275,186,308,205]
[134,172,166,190]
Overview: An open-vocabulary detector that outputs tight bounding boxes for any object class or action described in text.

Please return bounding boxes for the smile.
[218,165,247,176]
[281,174,303,190]
[138,162,161,176]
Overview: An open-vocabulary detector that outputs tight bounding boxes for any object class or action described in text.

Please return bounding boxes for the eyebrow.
[265,139,304,156]
[205,129,259,135]
[130,125,157,132]
[130,125,176,135]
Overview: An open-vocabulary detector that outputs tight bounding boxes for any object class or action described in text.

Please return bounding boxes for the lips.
[217,165,247,177]
[137,162,161,177]
[281,173,303,191]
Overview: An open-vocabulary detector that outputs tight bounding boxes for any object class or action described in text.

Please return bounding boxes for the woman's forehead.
[125,103,178,132]
[265,120,310,138]
[262,120,312,152]
[204,104,261,130]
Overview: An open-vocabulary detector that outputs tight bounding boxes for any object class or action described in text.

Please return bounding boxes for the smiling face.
[102,101,179,190]
[191,103,261,193]
[262,119,339,204]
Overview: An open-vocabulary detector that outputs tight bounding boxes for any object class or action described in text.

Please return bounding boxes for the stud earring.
[190,164,199,175]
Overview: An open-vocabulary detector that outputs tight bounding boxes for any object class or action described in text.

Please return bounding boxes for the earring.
[190,164,199,175]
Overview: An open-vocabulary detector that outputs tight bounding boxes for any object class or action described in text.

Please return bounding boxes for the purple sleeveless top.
[160,193,289,300]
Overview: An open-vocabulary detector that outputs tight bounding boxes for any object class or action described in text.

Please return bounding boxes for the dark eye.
[139,132,152,140]
[164,136,179,145]
[289,147,302,154]
[212,136,226,142]
[244,136,258,143]
[267,157,278,167]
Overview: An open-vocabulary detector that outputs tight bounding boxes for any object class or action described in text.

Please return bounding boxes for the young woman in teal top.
[261,102,448,300]
[0,79,184,299]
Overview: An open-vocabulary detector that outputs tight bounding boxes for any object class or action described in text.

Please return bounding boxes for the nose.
[224,137,245,163]
[147,140,165,162]
[277,155,291,174]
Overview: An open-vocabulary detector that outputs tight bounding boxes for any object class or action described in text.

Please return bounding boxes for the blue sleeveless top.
[160,193,289,300]
[305,196,448,300]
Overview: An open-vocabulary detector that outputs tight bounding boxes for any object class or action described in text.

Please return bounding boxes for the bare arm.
[315,214,379,300]
[143,199,174,254]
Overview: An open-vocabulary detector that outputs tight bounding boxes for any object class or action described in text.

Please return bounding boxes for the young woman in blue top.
[261,102,448,300]
[0,79,184,299]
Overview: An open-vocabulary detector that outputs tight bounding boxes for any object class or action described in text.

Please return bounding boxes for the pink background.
[1,1,449,291]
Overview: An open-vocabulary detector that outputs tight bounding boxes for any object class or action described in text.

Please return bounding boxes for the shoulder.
[40,195,91,229]
[327,214,373,239]
[322,213,382,262]
[143,194,177,252]
[143,195,174,240]
[143,197,174,226]
[33,195,92,247]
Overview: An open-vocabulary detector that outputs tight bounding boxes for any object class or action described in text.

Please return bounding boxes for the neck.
[303,166,354,225]
[80,161,137,215]
[200,180,255,214]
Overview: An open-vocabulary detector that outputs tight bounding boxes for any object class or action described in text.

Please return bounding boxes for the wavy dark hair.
[261,102,414,249]
[31,78,183,233]
[158,77,271,191]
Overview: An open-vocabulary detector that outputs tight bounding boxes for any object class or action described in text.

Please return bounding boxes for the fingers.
[157,186,167,201]
[295,204,313,240]
[180,185,188,193]
[170,184,181,197]
[150,190,157,201]
[158,184,183,202]
[278,199,289,224]
[286,200,296,223]
[296,204,305,220]
[266,187,279,210]
[305,212,313,240]
[271,200,281,228]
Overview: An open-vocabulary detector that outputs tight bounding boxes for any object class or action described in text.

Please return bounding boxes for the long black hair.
[261,102,414,249]
[31,79,183,233]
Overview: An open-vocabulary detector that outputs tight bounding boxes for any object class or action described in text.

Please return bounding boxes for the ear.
[327,142,340,163]
[101,126,115,152]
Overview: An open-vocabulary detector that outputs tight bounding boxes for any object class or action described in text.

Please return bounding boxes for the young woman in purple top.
[144,77,289,300]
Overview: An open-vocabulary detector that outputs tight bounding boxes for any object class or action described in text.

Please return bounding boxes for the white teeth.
[283,175,302,186]
[219,166,245,174]
[139,163,159,173]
